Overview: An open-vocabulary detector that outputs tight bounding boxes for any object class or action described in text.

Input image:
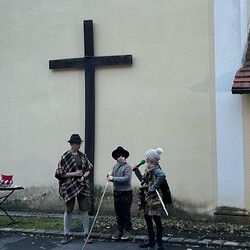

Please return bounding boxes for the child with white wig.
[132,147,166,250]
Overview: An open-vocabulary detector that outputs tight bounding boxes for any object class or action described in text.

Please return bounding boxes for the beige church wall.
[241,0,250,211]
[94,0,216,214]
[0,0,216,214]
[243,96,250,210]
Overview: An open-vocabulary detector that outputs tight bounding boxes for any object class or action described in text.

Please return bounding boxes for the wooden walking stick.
[82,181,109,250]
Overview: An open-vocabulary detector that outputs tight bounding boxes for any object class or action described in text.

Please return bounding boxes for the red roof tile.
[232,68,250,94]
[232,30,250,94]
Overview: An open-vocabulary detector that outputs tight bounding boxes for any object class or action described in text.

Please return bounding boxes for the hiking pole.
[82,181,109,250]
[155,189,169,216]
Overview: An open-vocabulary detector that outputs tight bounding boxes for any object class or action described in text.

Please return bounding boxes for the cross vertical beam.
[49,20,132,212]
[84,20,95,169]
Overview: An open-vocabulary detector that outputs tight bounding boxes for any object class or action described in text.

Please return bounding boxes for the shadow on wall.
[2,184,239,222]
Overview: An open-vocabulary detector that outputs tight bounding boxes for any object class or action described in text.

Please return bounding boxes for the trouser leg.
[114,191,132,232]
[123,190,132,232]
[64,211,72,235]
[64,197,75,235]
[77,193,91,235]
[80,211,89,235]
[153,215,163,246]
[114,193,123,232]
[144,214,155,243]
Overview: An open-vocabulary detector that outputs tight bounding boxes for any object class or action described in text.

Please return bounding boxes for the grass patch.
[1,214,250,238]
[0,215,80,230]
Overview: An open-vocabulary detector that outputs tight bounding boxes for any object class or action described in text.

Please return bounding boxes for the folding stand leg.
[0,190,16,223]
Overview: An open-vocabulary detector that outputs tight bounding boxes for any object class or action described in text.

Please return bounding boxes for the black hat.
[68,134,83,143]
[112,146,129,160]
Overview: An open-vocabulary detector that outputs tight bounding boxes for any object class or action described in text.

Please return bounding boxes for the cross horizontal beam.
[49,55,132,69]
[49,19,132,214]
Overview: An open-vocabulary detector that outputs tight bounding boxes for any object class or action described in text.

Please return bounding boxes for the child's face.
[117,155,126,163]
[70,143,82,152]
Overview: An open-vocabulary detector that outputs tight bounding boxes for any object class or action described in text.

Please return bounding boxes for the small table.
[0,186,24,223]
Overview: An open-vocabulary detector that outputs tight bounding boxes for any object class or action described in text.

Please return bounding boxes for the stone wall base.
[214,206,250,224]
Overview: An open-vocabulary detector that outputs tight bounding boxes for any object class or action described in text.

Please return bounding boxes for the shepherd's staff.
[155,189,169,216]
[82,181,109,250]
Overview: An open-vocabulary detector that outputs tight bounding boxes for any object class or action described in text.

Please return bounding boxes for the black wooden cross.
[49,19,132,166]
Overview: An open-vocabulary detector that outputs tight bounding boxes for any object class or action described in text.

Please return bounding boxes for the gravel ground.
[2,211,250,243]
[91,216,250,243]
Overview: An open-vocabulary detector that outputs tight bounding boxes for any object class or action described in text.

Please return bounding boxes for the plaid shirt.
[55,150,93,202]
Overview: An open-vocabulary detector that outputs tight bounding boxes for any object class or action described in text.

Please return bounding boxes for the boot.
[152,244,164,250]
[139,242,156,248]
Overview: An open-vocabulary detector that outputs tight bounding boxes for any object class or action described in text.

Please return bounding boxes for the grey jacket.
[134,164,166,192]
[111,161,132,191]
